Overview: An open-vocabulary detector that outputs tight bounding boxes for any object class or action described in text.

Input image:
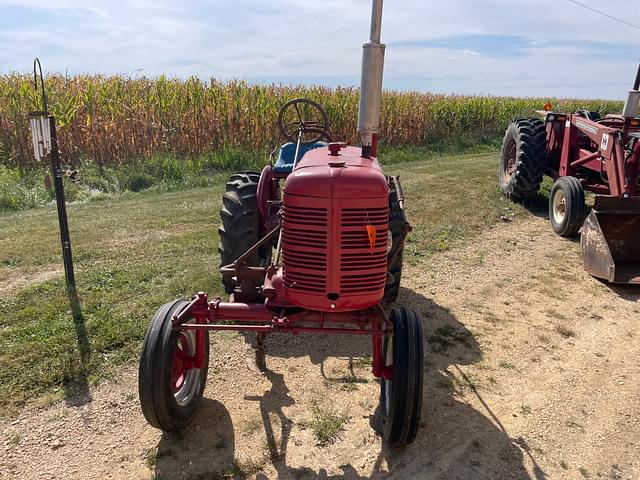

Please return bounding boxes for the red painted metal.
[544,113,640,197]
[281,145,389,312]
[542,110,640,283]
[181,324,388,335]
[371,133,379,158]
[172,292,391,377]
[172,333,191,392]
[286,145,388,198]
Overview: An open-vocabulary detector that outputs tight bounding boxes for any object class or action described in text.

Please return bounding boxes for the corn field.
[0,74,623,168]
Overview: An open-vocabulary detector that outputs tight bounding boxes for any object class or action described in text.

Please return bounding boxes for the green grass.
[0,149,528,416]
[0,148,261,212]
[308,405,349,446]
[0,185,227,415]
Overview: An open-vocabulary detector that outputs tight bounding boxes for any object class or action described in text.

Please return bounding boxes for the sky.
[0,0,639,99]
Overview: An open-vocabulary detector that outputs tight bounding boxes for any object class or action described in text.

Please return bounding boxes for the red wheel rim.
[172,333,192,393]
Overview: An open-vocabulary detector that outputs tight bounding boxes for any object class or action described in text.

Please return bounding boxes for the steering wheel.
[277,98,331,144]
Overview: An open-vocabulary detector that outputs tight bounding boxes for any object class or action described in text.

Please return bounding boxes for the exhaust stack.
[622,62,640,118]
[357,0,385,158]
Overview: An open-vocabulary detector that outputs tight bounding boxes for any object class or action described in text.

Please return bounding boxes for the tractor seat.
[274,142,327,174]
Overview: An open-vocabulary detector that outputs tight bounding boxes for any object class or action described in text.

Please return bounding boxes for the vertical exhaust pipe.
[622,62,640,119]
[358,0,385,158]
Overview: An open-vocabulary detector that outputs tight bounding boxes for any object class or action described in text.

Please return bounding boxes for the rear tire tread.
[384,182,404,304]
[499,117,546,201]
[218,172,266,293]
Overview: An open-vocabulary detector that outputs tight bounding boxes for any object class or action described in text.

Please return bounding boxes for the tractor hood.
[284,145,388,199]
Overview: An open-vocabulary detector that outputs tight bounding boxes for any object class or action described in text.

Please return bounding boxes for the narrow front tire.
[379,306,424,447]
[139,300,209,432]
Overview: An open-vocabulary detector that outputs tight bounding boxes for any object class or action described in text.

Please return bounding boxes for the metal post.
[357,0,385,158]
[49,115,75,288]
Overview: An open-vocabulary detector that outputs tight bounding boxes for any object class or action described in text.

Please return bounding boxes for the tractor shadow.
[599,280,640,301]
[154,398,236,479]
[517,191,585,244]
[518,192,550,220]
[363,287,543,480]
[236,287,541,479]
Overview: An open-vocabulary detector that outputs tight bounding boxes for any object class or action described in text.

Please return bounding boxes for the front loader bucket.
[581,196,640,284]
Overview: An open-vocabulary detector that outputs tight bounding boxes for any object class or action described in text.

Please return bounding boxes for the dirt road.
[1,215,638,480]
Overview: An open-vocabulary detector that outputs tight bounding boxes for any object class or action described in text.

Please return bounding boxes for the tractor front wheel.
[498,117,546,201]
[379,306,424,447]
[549,176,586,237]
[139,299,209,432]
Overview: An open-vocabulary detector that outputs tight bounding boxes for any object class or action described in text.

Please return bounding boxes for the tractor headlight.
[387,230,393,253]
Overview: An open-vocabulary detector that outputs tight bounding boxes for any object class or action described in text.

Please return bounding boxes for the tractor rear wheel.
[139,299,209,432]
[499,117,546,201]
[218,172,270,293]
[379,306,424,447]
[549,176,586,237]
[384,183,404,303]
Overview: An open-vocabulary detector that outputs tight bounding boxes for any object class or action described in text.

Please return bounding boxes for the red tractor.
[138,0,424,447]
[499,65,640,284]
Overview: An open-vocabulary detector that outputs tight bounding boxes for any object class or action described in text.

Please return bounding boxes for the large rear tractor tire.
[218,172,270,293]
[549,176,587,237]
[139,300,209,432]
[499,118,546,201]
[379,306,424,447]
[384,182,404,304]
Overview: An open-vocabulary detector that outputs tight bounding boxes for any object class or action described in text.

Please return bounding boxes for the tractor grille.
[339,207,388,294]
[282,205,328,293]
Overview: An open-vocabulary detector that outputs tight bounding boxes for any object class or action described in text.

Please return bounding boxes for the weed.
[340,377,359,392]
[559,460,569,470]
[555,324,576,338]
[609,464,622,479]
[228,456,267,476]
[350,355,371,369]
[244,417,263,435]
[578,466,590,478]
[537,334,551,344]
[48,409,70,421]
[143,448,157,468]
[499,361,515,370]
[8,432,22,445]
[483,312,500,324]
[520,405,532,416]
[428,324,472,352]
[451,370,480,391]
[566,420,584,430]
[309,406,349,446]
[544,309,567,321]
